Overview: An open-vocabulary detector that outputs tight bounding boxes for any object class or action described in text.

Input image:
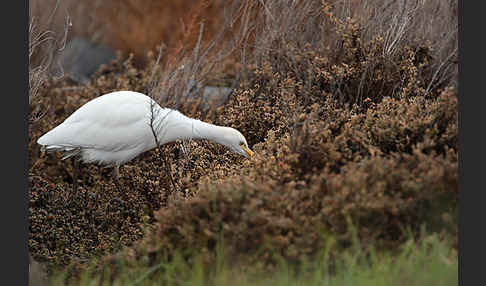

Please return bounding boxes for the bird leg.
[113,165,122,192]
[72,158,79,193]
[160,152,178,193]
[112,164,129,203]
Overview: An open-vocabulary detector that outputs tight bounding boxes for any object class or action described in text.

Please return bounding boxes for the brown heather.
[29,0,458,275]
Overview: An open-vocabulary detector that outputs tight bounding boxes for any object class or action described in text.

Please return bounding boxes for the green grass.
[48,231,457,286]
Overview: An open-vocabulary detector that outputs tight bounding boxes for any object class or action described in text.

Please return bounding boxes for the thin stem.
[159,147,178,193]
[149,99,178,193]
[72,158,79,193]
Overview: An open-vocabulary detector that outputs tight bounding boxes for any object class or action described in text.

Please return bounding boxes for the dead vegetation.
[28,0,458,277]
[29,0,235,67]
[29,0,70,124]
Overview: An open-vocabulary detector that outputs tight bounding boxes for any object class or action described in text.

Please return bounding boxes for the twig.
[146,43,179,192]
[29,3,70,125]
[149,98,178,193]
[424,46,458,95]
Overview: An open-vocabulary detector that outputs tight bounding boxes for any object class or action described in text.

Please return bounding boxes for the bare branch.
[425,46,458,95]
[148,94,178,193]
[29,3,70,124]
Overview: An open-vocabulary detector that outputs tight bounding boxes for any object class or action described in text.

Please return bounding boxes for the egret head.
[219,127,254,158]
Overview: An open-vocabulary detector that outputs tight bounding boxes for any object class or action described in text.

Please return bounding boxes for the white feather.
[37,90,252,167]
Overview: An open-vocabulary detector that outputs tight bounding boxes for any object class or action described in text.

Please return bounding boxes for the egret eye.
[239,141,245,147]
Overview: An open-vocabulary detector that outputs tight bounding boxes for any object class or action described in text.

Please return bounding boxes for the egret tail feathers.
[41,145,82,160]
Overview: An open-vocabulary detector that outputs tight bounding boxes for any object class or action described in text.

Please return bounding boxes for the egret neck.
[154,109,226,146]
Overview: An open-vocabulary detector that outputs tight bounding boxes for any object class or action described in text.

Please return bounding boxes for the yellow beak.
[242,146,254,158]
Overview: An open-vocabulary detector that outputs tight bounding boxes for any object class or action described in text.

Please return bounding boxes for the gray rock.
[57,37,116,85]
[202,86,233,105]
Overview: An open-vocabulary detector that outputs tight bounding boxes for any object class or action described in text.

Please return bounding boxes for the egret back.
[37,91,162,165]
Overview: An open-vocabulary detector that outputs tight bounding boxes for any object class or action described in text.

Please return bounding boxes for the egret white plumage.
[37,90,253,191]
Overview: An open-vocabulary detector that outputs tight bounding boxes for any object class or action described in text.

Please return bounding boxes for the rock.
[57,37,116,85]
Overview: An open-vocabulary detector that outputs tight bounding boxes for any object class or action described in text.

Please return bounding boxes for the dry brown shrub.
[243,0,457,106]
[131,88,457,268]
[128,0,458,267]
[362,88,458,154]
[28,0,458,273]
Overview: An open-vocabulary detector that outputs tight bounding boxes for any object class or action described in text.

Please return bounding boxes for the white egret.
[37,90,253,191]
